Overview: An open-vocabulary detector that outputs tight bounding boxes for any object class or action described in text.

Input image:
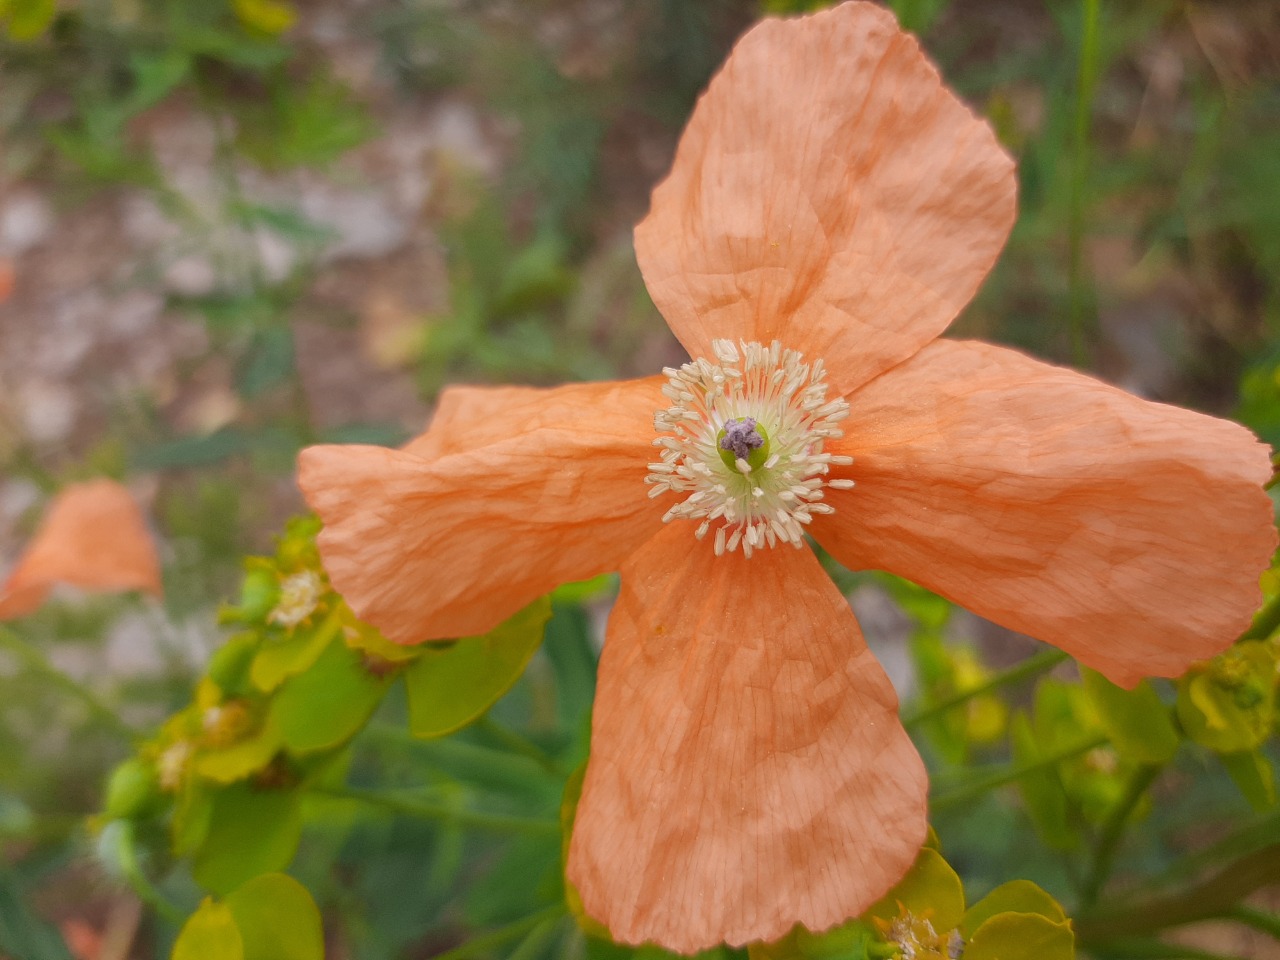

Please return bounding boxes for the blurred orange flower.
[297,1,1276,951]
[0,479,163,620]
[0,258,13,302]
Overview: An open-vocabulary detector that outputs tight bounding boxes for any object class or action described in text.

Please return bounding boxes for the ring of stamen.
[645,339,855,557]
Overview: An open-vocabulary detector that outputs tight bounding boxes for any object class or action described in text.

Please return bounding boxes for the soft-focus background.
[1,0,1278,957]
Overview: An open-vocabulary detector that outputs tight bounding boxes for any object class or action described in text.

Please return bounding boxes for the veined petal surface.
[815,340,1277,688]
[635,0,1016,396]
[403,381,593,459]
[567,525,927,952]
[298,377,667,644]
[0,479,162,620]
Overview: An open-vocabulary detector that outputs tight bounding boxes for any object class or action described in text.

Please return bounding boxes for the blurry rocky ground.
[1,0,1278,957]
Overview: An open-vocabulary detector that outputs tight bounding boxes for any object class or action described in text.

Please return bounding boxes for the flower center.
[269,570,323,628]
[645,339,853,557]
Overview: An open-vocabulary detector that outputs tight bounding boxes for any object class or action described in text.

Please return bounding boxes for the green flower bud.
[104,758,161,820]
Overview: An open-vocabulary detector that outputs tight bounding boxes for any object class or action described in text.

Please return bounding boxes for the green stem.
[1226,905,1280,941]
[506,915,565,960]
[430,905,566,960]
[1115,806,1280,900]
[1067,0,1102,366]
[116,821,185,924]
[1081,763,1165,909]
[929,733,1108,812]
[475,714,563,775]
[0,628,138,742]
[1075,842,1280,942]
[362,723,563,786]
[903,648,1070,729]
[315,786,560,836]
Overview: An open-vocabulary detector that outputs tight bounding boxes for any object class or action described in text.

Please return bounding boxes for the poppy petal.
[635,1,1016,396]
[297,377,668,643]
[403,383,562,459]
[0,479,162,620]
[815,339,1277,688]
[567,524,927,952]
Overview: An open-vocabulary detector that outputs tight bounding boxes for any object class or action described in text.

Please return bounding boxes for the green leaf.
[543,604,598,739]
[251,612,341,692]
[234,565,281,624]
[1080,668,1179,765]
[1033,679,1100,750]
[237,327,296,399]
[780,921,878,960]
[404,597,551,738]
[961,880,1066,938]
[172,782,214,856]
[268,635,392,753]
[175,26,288,70]
[127,51,191,113]
[224,874,323,960]
[195,723,284,783]
[132,430,254,471]
[492,235,575,317]
[963,912,1074,960]
[172,900,244,960]
[207,633,262,698]
[235,74,375,170]
[342,615,423,665]
[192,783,301,895]
[1221,750,1277,812]
[1010,711,1079,850]
[864,846,965,934]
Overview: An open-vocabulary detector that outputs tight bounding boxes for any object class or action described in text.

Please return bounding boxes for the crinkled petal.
[0,479,162,620]
[635,1,1016,396]
[297,377,667,643]
[403,383,556,459]
[567,525,927,952]
[814,340,1277,687]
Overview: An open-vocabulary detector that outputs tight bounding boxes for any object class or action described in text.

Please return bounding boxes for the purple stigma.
[719,417,764,462]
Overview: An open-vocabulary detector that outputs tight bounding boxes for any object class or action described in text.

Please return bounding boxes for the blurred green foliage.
[2,0,1279,957]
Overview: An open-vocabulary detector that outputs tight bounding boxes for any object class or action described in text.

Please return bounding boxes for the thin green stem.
[1081,763,1165,909]
[929,733,1108,812]
[115,821,185,924]
[1226,905,1280,941]
[1067,0,1102,365]
[1075,842,1280,942]
[475,714,562,775]
[0,628,138,741]
[903,648,1070,729]
[1115,805,1280,900]
[430,905,566,960]
[362,723,563,785]
[315,786,560,836]
[506,915,565,960]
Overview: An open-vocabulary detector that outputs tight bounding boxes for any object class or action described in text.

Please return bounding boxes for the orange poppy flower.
[0,479,163,620]
[297,1,1276,951]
